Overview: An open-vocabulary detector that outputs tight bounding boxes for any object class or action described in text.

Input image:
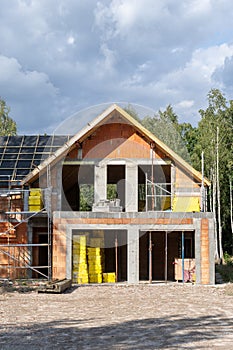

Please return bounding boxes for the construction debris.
[37,279,72,293]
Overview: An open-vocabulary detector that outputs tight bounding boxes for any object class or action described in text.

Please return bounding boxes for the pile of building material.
[38,279,72,293]
[102,273,116,283]
[28,188,43,212]
[87,246,103,283]
[73,236,89,284]
[72,233,116,284]
[92,199,122,212]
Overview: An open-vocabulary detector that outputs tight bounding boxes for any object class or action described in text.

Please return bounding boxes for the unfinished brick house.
[0,104,215,284]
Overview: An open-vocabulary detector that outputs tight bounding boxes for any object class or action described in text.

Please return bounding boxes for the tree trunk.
[213,170,219,262]
[230,178,233,255]
[216,126,223,261]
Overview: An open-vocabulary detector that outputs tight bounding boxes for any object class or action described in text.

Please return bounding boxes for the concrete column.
[125,163,138,212]
[127,228,139,284]
[171,162,176,210]
[94,164,107,203]
[24,189,29,211]
[56,162,63,211]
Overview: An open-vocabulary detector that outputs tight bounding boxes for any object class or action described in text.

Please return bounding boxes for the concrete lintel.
[53,210,214,220]
[62,223,194,232]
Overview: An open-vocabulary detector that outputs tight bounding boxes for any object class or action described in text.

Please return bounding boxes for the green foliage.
[216,264,233,282]
[194,89,233,252]
[0,98,17,136]
[223,252,233,267]
[79,184,94,211]
[107,184,117,200]
[124,94,233,254]
[123,104,141,122]
[142,105,191,162]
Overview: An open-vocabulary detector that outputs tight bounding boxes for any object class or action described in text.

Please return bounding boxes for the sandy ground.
[1,283,233,350]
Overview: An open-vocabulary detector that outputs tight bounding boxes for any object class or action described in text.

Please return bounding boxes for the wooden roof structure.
[21,104,211,186]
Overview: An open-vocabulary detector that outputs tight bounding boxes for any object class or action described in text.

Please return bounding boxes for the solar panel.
[0,135,71,186]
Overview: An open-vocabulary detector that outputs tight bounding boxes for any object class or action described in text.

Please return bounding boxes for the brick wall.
[200,218,210,284]
[0,222,28,279]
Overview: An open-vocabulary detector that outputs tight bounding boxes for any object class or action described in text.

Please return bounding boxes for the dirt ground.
[1,282,233,350]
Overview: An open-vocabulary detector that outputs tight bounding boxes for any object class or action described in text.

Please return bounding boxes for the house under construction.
[0,104,215,284]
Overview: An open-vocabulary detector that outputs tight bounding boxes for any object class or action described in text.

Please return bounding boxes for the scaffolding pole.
[0,185,50,280]
[47,165,52,281]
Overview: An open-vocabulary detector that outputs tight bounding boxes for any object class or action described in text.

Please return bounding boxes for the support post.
[165,231,168,283]
[125,162,138,212]
[115,234,118,282]
[182,231,185,283]
[149,231,152,284]
[94,164,107,203]
[127,228,139,284]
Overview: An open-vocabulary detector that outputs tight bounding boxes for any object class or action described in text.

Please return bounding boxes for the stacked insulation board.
[72,236,89,284]
[88,237,104,283]
[28,188,43,212]
[72,232,116,284]
[103,272,116,283]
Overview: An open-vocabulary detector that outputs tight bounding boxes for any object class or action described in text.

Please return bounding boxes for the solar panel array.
[0,135,70,186]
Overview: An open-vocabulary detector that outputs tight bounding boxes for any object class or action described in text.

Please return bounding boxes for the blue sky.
[1,0,233,134]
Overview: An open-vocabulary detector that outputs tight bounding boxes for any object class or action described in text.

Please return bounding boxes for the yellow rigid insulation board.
[88,268,102,275]
[88,265,102,273]
[89,274,102,283]
[78,250,87,256]
[87,247,102,255]
[76,266,88,272]
[88,263,102,270]
[29,188,41,196]
[172,196,200,212]
[79,236,87,245]
[77,273,89,278]
[89,238,104,247]
[29,205,41,212]
[103,273,116,283]
[88,256,101,261]
[77,277,89,284]
[29,196,41,205]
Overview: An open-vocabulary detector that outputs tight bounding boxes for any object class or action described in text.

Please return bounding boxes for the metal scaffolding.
[0,135,70,280]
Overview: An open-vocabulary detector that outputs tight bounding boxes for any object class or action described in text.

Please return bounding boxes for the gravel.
[1,283,233,349]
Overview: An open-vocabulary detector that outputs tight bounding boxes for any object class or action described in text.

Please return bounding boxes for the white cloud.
[0,55,59,132]
[67,36,75,45]
[0,0,233,132]
[175,100,194,109]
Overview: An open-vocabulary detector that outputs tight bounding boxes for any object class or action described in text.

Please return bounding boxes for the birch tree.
[0,98,17,136]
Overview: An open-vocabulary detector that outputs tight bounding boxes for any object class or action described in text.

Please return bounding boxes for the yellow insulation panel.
[89,274,102,283]
[103,273,116,283]
[172,196,200,212]
[29,188,41,196]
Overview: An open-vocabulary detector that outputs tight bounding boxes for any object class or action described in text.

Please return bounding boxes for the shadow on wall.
[1,313,232,349]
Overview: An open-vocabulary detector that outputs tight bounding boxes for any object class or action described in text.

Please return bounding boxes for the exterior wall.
[51,118,204,213]
[201,218,211,284]
[175,166,200,190]
[52,212,215,285]
[0,222,28,279]
[82,124,154,160]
